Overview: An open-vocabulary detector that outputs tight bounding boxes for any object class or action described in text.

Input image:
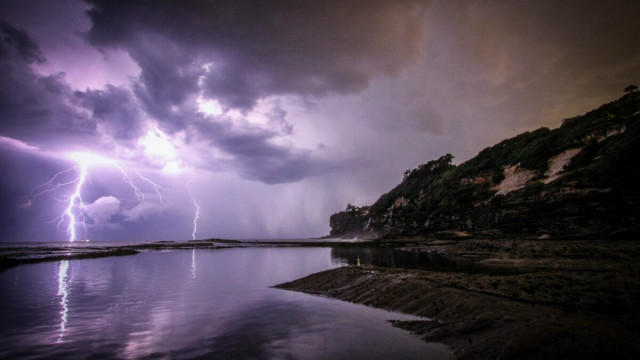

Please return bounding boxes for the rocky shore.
[276,238,640,359]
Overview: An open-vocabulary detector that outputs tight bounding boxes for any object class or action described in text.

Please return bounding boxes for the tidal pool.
[0,247,450,359]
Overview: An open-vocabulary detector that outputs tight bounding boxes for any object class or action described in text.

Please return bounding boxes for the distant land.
[330,91,640,240]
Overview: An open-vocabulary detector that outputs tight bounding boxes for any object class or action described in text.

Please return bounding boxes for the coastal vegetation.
[331,92,640,239]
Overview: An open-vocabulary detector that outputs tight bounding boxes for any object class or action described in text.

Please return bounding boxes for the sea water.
[0,247,450,359]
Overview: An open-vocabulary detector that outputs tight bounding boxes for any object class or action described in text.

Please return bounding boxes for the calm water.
[0,248,450,359]
[332,247,524,275]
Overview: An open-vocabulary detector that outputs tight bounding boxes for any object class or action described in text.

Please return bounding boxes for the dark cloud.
[75,0,428,183]
[84,0,428,110]
[127,33,205,133]
[77,85,146,141]
[264,100,293,135]
[0,18,335,184]
[0,21,98,148]
[191,118,334,184]
[0,20,44,63]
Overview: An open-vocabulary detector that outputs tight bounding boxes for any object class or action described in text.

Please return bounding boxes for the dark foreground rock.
[276,239,640,359]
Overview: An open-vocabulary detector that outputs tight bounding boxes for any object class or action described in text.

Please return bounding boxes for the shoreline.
[276,238,640,359]
[0,239,236,271]
[0,238,386,271]
[3,237,640,359]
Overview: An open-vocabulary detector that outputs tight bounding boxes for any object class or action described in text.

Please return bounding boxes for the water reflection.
[56,260,69,343]
[191,248,197,279]
[331,247,517,274]
[122,304,174,359]
[0,248,450,359]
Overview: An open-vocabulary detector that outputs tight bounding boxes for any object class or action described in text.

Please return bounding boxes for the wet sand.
[276,239,640,359]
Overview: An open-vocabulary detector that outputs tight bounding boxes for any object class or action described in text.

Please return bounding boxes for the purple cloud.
[0,21,97,149]
[84,0,428,110]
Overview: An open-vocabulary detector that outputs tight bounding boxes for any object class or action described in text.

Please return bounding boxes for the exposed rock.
[544,148,582,184]
[393,196,410,208]
[490,164,536,195]
[582,124,627,143]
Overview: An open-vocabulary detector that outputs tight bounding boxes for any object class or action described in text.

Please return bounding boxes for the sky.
[1,0,639,242]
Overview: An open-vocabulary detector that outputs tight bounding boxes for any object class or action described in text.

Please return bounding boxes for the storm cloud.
[1,0,639,241]
[85,0,428,110]
[0,8,352,183]
[0,21,97,148]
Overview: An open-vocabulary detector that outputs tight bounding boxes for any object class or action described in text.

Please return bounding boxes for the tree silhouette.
[624,84,638,94]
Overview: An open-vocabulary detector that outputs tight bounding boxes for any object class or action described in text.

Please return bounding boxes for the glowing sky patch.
[66,151,112,167]
[197,97,224,117]
[139,129,181,170]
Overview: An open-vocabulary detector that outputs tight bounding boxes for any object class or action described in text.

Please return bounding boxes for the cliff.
[330,92,640,239]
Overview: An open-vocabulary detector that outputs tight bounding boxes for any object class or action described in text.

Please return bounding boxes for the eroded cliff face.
[330,93,640,239]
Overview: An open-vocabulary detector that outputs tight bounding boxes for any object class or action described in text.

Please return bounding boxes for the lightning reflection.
[191,249,197,279]
[57,260,69,343]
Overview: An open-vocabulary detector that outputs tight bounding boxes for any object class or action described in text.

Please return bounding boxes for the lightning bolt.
[187,183,200,241]
[134,170,174,205]
[56,163,88,242]
[33,164,89,242]
[113,164,144,202]
[27,167,78,201]
[29,152,173,242]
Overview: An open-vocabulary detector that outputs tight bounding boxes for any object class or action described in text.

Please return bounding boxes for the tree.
[624,84,638,94]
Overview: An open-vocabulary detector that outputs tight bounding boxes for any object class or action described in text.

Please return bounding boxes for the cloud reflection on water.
[0,249,447,359]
